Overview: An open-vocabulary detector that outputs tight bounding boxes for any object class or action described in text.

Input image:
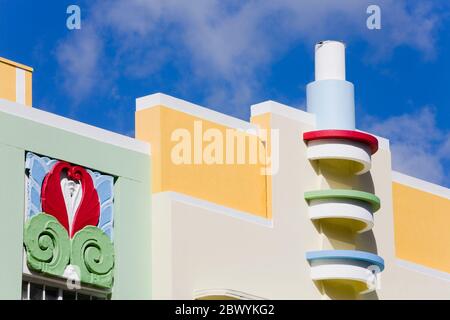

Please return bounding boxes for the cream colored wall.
[354,148,450,299]
[151,106,323,299]
[152,191,321,300]
[150,97,450,300]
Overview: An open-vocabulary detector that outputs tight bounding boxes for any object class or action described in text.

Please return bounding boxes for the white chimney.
[314,40,346,81]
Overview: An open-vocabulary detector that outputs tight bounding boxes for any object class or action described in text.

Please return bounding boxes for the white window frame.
[193,289,266,300]
[22,273,110,300]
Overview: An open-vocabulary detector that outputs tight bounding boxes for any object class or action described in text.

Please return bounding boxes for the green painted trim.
[112,176,152,299]
[24,213,116,289]
[0,145,25,299]
[71,226,115,289]
[0,106,152,299]
[24,213,70,277]
[304,189,381,212]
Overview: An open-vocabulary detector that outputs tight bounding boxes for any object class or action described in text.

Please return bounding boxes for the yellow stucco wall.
[0,57,33,106]
[136,105,271,218]
[250,112,272,219]
[0,60,16,102]
[393,182,450,273]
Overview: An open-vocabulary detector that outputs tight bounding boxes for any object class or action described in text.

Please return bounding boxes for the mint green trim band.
[304,189,381,212]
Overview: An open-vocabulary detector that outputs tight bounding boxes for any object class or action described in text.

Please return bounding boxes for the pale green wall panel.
[113,175,152,299]
[0,144,24,299]
[0,111,148,181]
[0,107,152,299]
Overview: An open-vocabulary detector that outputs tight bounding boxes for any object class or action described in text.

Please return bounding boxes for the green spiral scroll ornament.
[23,213,71,276]
[71,226,114,289]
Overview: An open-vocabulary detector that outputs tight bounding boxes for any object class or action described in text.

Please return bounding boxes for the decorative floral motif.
[41,161,100,238]
[25,152,115,240]
[71,226,115,288]
[23,213,71,276]
[23,152,115,289]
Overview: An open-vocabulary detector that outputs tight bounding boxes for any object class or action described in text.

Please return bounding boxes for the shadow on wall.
[310,165,380,300]
[313,279,379,300]
[313,167,379,255]
[354,171,378,255]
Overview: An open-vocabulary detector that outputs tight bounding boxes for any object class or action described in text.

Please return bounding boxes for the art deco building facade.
[0,41,449,300]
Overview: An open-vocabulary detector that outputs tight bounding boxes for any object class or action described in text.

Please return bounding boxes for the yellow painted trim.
[136,106,162,192]
[393,182,450,273]
[25,71,32,107]
[136,105,270,218]
[0,57,33,72]
[0,62,16,102]
[250,113,272,219]
[0,57,33,106]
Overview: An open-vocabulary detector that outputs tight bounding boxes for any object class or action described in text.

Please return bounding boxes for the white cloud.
[363,107,450,186]
[55,0,446,112]
[56,24,102,103]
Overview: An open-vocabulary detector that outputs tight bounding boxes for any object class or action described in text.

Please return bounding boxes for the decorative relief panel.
[23,152,115,289]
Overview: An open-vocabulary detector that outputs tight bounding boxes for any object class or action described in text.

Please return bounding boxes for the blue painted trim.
[306,80,355,130]
[306,250,385,271]
[25,152,57,219]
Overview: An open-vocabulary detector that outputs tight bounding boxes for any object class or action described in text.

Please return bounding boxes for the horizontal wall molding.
[305,189,380,212]
[303,129,378,154]
[0,99,150,155]
[0,56,33,72]
[392,171,450,201]
[154,191,273,228]
[396,259,450,282]
[250,100,316,125]
[137,93,257,131]
[306,250,385,271]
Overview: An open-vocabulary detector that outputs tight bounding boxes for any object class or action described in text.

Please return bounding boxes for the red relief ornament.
[41,161,100,238]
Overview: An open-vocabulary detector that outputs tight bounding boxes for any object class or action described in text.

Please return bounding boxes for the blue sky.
[1,0,450,186]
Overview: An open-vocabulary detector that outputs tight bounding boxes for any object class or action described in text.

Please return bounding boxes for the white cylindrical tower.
[314,40,346,81]
[304,41,384,296]
[307,40,354,130]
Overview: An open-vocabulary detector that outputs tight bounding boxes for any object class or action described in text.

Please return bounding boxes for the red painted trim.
[303,130,379,154]
[41,162,71,232]
[68,165,100,238]
[41,161,100,238]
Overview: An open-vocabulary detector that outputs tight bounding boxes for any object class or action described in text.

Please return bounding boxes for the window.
[193,289,265,300]
[22,275,109,300]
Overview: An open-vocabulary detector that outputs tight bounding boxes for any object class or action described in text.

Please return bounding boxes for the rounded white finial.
[314,40,346,81]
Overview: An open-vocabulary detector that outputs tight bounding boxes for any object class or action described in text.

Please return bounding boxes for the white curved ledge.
[308,199,374,233]
[306,139,372,175]
[310,263,378,293]
[306,251,384,294]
